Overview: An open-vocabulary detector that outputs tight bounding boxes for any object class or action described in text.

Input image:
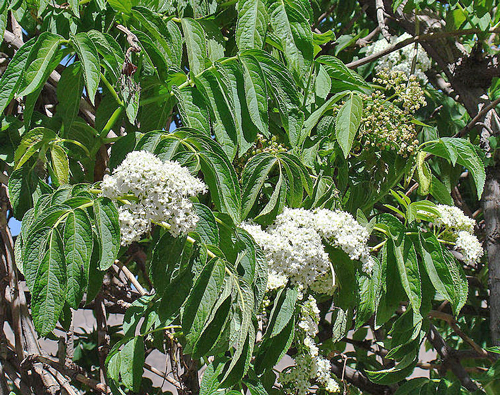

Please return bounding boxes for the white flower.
[455,231,483,265]
[242,208,373,291]
[279,296,340,394]
[313,209,374,272]
[241,219,331,288]
[434,205,475,233]
[304,336,319,357]
[266,270,288,291]
[310,272,336,295]
[366,33,431,83]
[101,151,207,245]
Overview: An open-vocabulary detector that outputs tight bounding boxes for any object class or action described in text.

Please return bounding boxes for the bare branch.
[376,0,391,42]
[429,310,494,361]
[113,260,148,296]
[330,359,393,395]
[427,324,479,391]
[144,363,182,389]
[313,3,336,29]
[347,28,500,69]
[25,355,109,393]
[456,95,500,137]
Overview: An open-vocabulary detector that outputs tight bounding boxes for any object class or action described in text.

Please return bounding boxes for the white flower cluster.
[366,33,431,82]
[432,205,483,265]
[280,296,340,394]
[242,208,373,292]
[434,205,475,233]
[101,151,207,245]
[455,231,484,265]
[241,218,330,290]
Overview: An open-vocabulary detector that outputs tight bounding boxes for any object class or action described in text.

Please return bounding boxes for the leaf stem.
[58,139,91,157]
[100,73,123,106]
[153,220,218,259]
[100,106,124,138]
[302,63,314,107]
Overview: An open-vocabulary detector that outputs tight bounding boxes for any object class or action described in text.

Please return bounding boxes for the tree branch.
[456,95,500,137]
[330,359,393,395]
[347,28,500,69]
[376,0,391,42]
[429,310,494,361]
[427,324,479,391]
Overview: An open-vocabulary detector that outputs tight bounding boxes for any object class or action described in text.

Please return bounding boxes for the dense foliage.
[0,0,499,394]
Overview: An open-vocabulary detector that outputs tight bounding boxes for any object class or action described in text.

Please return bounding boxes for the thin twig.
[376,0,391,42]
[113,260,147,296]
[95,294,110,393]
[313,3,336,29]
[356,26,381,47]
[144,363,182,389]
[347,28,500,69]
[28,355,109,393]
[456,96,500,137]
[429,310,493,361]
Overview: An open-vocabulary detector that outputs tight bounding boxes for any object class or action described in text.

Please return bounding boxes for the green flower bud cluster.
[235,134,287,174]
[251,133,287,156]
[332,70,426,157]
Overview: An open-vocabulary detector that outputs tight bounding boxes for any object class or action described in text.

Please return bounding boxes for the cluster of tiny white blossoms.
[432,205,483,265]
[101,151,207,245]
[434,205,475,233]
[455,231,483,265]
[366,33,431,82]
[280,296,340,394]
[242,208,373,292]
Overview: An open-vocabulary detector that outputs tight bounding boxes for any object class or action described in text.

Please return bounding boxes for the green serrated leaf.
[243,50,304,146]
[32,228,67,336]
[266,0,313,75]
[107,0,133,14]
[194,203,219,245]
[150,232,187,292]
[216,60,260,156]
[335,92,363,158]
[255,316,295,374]
[131,7,182,67]
[93,197,120,270]
[182,257,226,352]
[57,62,84,133]
[199,148,242,224]
[8,167,40,219]
[430,175,454,205]
[70,32,100,105]
[392,237,422,316]
[239,54,269,136]
[64,209,93,308]
[0,37,36,113]
[317,55,369,91]
[267,285,297,337]
[423,138,485,198]
[236,0,269,50]
[50,145,69,185]
[173,85,211,135]
[194,69,238,160]
[87,30,124,82]
[365,352,417,385]
[18,32,63,97]
[120,336,145,392]
[14,127,57,169]
[181,18,207,76]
